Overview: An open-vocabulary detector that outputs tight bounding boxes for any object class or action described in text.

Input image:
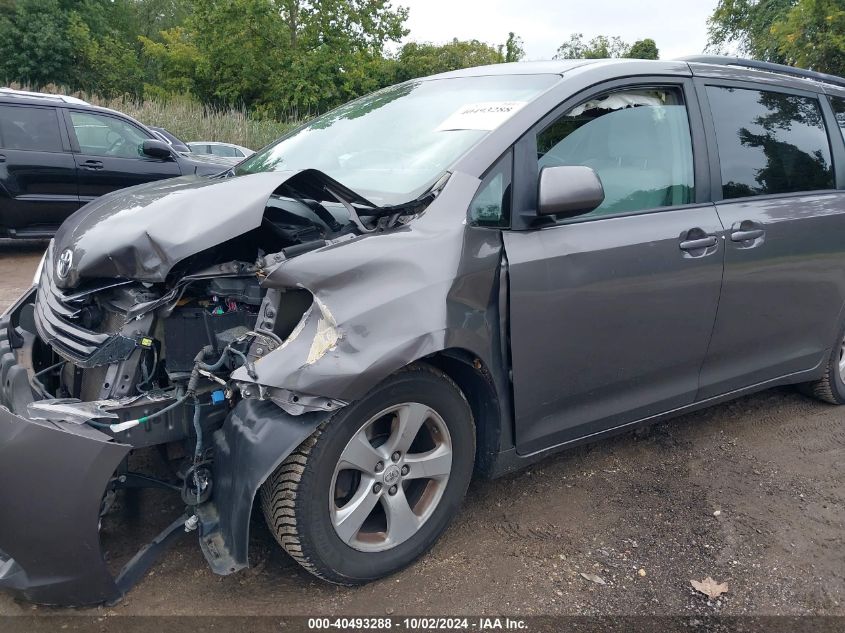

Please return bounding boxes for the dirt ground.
[0,241,843,617]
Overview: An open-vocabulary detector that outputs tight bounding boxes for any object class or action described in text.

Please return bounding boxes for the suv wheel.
[260,364,475,584]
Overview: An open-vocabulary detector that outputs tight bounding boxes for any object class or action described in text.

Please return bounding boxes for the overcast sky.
[399,0,719,61]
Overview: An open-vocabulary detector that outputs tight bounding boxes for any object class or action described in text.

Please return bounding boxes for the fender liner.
[197,399,331,575]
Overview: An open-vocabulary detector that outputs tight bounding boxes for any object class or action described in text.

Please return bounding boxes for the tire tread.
[259,426,334,582]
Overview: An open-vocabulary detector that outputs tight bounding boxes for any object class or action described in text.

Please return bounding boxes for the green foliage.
[708,0,845,76]
[707,0,796,61]
[139,27,201,96]
[0,1,528,123]
[0,0,75,88]
[151,0,411,117]
[395,39,504,81]
[67,12,144,98]
[555,33,659,60]
[771,0,845,75]
[502,32,525,62]
[627,38,660,60]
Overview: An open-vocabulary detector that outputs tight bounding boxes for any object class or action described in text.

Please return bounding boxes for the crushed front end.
[0,174,364,605]
[0,245,267,605]
[0,166,472,606]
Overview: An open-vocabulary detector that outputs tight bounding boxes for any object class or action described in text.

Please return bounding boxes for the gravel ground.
[0,242,842,617]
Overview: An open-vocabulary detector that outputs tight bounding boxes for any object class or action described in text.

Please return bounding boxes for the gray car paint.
[230,171,503,402]
[2,58,845,606]
[701,192,845,396]
[504,205,726,454]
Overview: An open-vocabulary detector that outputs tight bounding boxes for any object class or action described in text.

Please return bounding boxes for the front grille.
[33,250,136,367]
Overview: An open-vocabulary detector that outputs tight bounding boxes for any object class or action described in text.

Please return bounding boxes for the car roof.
[189,141,252,152]
[0,87,90,107]
[421,57,845,95]
[0,89,159,135]
[191,141,245,147]
[422,59,599,80]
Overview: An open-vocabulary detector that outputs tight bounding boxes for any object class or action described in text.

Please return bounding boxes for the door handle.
[679,236,717,251]
[0,154,6,163]
[730,229,764,242]
[80,160,104,170]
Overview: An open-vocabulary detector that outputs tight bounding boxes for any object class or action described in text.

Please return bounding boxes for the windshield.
[235,74,558,205]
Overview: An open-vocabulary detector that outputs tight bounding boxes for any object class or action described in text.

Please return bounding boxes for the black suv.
[0,88,231,238]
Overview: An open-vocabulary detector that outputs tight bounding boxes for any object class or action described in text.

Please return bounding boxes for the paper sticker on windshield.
[435,101,527,131]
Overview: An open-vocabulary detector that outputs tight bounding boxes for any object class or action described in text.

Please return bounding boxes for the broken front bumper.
[0,305,134,606]
[0,294,329,605]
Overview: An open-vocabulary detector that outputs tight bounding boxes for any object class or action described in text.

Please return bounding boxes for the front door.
[64,109,181,201]
[503,81,724,454]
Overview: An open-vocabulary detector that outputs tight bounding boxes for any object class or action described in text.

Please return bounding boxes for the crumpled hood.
[52,171,301,288]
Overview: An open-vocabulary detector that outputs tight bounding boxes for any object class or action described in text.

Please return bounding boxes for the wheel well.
[420,350,503,477]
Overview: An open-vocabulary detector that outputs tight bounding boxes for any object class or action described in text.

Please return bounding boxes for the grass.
[8,84,296,150]
[91,95,296,150]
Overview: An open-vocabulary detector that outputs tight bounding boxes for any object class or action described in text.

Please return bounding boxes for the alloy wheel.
[329,402,453,552]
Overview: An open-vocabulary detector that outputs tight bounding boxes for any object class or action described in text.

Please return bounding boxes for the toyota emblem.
[56,249,73,279]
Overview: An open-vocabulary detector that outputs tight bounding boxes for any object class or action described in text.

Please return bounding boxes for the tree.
[501,31,525,62]
[143,0,408,116]
[0,0,75,88]
[67,11,144,97]
[139,26,202,96]
[627,38,659,60]
[771,0,845,75]
[554,33,657,59]
[0,0,153,94]
[396,39,504,81]
[708,0,845,76]
[706,0,795,61]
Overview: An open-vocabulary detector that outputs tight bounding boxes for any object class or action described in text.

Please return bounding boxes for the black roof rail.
[678,55,845,90]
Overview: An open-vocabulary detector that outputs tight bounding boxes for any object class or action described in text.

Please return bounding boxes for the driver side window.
[69,111,149,159]
[537,86,694,219]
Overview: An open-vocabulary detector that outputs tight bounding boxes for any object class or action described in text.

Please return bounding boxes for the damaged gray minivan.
[4,55,845,606]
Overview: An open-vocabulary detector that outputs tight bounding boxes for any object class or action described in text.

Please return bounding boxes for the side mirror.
[537,165,605,218]
[141,139,174,160]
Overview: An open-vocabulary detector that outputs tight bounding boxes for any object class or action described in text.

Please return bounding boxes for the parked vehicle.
[187,140,254,159]
[0,88,230,239]
[149,126,191,153]
[3,56,845,607]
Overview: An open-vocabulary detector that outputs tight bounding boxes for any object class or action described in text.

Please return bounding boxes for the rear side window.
[0,105,63,152]
[707,87,834,199]
[830,96,845,141]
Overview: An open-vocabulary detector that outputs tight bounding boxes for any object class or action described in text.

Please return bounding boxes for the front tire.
[260,363,475,584]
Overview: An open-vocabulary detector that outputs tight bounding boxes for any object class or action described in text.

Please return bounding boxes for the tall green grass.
[9,84,295,150]
[91,95,295,150]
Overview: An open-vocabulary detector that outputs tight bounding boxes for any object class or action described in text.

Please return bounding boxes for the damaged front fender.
[230,171,505,406]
